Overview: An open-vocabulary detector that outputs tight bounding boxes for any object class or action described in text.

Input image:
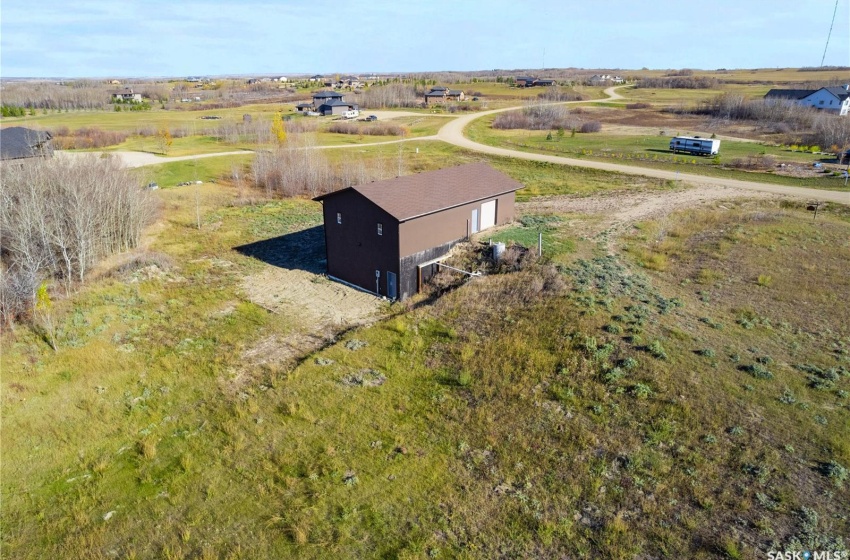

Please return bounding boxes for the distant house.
[111,88,143,103]
[515,77,556,87]
[313,163,523,300]
[309,75,323,82]
[764,85,850,116]
[588,74,624,85]
[296,91,358,115]
[0,127,54,161]
[424,86,465,105]
[318,98,359,116]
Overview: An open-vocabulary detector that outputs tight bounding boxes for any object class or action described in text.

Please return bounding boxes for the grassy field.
[3,163,848,557]
[3,71,850,558]
[0,102,300,132]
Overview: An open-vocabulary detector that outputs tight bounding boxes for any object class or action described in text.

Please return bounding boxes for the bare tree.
[0,155,157,323]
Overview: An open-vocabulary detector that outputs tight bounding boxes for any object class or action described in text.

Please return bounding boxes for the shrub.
[492,103,577,131]
[620,357,639,370]
[603,367,626,383]
[740,363,774,380]
[647,340,668,360]
[779,388,796,404]
[631,383,654,398]
[626,103,651,110]
[820,461,848,486]
[51,126,129,149]
[327,122,407,136]
[757,274,773,287]
[579,121,602,133]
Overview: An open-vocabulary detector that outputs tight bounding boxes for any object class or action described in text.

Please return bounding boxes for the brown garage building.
[313,162,523,300]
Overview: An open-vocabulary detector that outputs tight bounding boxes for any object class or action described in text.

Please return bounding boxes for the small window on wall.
[336,212,342,224]
[377,223,383,236]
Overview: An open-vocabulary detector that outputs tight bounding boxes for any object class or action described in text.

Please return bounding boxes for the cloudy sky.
[1,0,848,77]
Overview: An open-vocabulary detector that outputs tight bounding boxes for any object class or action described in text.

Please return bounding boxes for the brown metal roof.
[315,163,523,222]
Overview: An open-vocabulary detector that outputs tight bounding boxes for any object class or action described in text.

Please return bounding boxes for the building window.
[820,100,825,105]
[377,223,383,236]
[336,212,342,224]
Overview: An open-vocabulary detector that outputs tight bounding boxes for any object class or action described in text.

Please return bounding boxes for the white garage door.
[480,200,496,230]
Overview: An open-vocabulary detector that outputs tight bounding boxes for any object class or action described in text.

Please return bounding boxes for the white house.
[764,85,850,116]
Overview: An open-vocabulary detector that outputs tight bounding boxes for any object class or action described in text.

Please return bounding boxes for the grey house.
[0,127,54,161]
[313,163,523,300]
[296,90,357,114]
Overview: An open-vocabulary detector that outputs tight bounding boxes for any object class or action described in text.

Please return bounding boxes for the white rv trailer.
[669,136,720,156]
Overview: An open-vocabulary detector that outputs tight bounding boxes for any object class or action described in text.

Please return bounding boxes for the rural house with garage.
[110,88,143,103]
[313,163,523,300]
[296,90,359,115]
[424,86,466,105]
[764,85,850,116]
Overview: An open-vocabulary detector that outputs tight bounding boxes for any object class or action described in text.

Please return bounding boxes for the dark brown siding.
[398,193,516,257]
[319,190,400,296]
[394,193,516,298]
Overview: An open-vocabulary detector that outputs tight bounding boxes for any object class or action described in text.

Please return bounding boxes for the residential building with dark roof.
[765,85,850,116]
[313,163,523,300]
[424,86,465,105]
[0,127,54,161]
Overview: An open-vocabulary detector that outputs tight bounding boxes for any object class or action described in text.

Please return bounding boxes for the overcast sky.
[1,0,848,77]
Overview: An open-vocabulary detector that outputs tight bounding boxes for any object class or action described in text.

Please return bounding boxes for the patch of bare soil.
[521,184,778,242]
[240,267,381,326]
[232,223,382,381]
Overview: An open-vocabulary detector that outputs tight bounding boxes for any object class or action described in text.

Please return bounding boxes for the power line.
[820,0,840,67]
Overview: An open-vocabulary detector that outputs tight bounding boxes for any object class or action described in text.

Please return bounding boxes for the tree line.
[1,156,156,324]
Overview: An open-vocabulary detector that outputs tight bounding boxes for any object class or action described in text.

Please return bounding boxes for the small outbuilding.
[313,163,523,300]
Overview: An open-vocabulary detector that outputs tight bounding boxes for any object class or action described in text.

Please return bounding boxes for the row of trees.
[1,156,156,324]
[635,76,719,89]
[251,134,402,198]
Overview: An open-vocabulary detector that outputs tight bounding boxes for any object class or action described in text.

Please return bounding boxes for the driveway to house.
[436,86,850,205]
